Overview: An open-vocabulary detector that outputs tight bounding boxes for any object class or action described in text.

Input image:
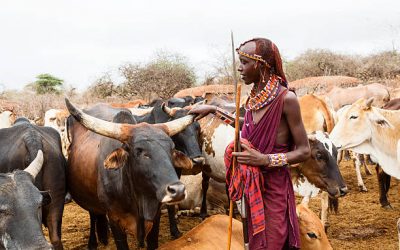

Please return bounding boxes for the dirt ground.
[52,160,400,249]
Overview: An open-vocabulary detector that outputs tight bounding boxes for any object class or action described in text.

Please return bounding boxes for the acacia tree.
[27,73,64,95]
[118,51,196,100]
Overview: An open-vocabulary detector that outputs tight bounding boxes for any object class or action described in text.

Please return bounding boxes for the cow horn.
[365,97,374,108]
[161,103,175,117]
[24,150,44,179]
[65,98,132,142]
[154,115,196,136]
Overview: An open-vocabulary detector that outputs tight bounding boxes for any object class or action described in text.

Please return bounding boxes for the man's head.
[237,38,287,87]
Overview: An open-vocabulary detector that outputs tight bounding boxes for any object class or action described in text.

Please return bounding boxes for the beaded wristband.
[268,153,288,167]
[215,107,235,125]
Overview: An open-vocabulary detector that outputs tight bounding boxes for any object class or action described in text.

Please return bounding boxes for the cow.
[330,98,400,179]
[159,204,332,250]
[326,83,390,111]
[132,102,204,247]
[383,98,400,110]
[0,150,53,250]
[65,99,195,250]
[299,94,335,133]
[0,109,16,128]
[44,109,70,158]
[0,117,66,249]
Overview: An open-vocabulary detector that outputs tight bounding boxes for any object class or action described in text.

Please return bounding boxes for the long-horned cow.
[65,100,195,250]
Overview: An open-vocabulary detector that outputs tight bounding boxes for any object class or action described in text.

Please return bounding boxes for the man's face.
[238,41,260,85]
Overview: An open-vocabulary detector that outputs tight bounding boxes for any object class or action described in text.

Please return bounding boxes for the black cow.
[65,100,195,250]
[0,151,53,250]
[0,118,66,249]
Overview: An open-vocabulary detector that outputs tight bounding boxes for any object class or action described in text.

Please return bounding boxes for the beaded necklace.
[245,74,281,111]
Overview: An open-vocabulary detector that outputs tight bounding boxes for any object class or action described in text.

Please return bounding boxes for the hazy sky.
[1,0,399,91]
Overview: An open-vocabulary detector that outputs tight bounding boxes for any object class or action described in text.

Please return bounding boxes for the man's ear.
[172,149,193,169]
[104,147,129,170]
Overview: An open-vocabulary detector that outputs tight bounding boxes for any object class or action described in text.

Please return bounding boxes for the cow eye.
[349,115,358,119]
[307,232,318,239]
[316,152,323,160]
[49,117,56,121]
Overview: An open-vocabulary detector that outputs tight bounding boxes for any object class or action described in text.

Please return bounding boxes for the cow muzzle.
[161,182,186,204]
[339,186,348,197]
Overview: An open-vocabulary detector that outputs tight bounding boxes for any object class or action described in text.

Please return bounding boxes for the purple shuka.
[241,89,300,250]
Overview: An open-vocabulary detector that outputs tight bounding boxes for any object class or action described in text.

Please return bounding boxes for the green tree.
[27,73,64,94]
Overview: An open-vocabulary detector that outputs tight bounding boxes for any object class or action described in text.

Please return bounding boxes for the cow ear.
[363,97,374,110]
[172,149,193,169]
[104,147,129,170]
[40,191,52,206]
[370,110,394,129]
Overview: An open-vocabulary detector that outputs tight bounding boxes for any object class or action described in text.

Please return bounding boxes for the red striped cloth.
[224,139,266,235]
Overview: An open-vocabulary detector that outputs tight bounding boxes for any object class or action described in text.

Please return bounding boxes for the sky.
[1,0,399,91]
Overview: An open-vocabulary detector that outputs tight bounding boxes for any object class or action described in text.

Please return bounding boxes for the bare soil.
[52,160,400,249]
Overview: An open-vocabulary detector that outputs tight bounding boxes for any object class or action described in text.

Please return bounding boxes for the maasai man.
[189,38,310,249]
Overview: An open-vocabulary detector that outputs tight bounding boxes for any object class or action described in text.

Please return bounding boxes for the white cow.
[44,109,70,158]
[331,98,400,179]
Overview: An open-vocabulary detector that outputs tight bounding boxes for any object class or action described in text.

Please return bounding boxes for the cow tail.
[23,130,44,168]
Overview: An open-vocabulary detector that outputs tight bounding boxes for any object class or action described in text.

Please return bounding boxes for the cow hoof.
[324,224,330,233]
[64,192,73,204]
[359,186,368,192]
[171,231,182,239]
[382,204,393,210]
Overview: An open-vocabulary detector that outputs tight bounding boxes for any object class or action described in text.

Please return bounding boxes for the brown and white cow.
[44,109,70,158]
[330,98,400,179]
[326,83,390,111]
[159,205,332,250]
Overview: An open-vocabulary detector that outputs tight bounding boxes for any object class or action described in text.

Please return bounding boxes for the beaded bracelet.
[268,153,288,167]
[215,107,235,125]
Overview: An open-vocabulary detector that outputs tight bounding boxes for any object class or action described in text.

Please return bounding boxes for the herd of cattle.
[0,81,400,249]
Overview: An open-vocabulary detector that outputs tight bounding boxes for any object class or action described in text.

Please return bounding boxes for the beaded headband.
[236,49,271,68]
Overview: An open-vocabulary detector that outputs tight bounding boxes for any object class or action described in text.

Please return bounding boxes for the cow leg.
[200,172,210,220]
[109,220,129,250]
[353,153,368,192]
[44,202,64,250]
[361,154,372,175]
[320,191,330,232]
[146,209,161,250]
[376,165,392,209]
[88,212,98,250]
[167,205,181,238]
[137,217,145,248]
[167,168,182,238]
[337,149,343,164]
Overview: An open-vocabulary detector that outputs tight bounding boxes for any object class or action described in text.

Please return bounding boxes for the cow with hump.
[65,99,194,250]
[0,150,53,250]
[0,117,66,249]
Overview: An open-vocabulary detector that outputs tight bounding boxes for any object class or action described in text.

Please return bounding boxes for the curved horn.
[154,115,196,136]
[24,150,44,179]
[65,98,132,142]
[161,103,175,117]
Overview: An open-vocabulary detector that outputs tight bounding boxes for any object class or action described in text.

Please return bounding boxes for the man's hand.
[232,143,270,166]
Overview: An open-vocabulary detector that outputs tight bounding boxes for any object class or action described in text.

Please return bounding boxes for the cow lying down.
[0,151,53,250]
[159,204,332,250]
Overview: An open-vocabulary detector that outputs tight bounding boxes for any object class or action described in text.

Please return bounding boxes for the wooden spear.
[227,31,249,250]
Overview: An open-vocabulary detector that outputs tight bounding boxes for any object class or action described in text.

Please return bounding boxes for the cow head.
[65,99,194,221]
[299,131,347,198]
[161,103,205,167]
[330,98,393,152]
[297,204,333,250]
[0,151,53,250]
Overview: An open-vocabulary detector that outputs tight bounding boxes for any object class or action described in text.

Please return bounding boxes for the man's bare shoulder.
[283,90,299,112]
